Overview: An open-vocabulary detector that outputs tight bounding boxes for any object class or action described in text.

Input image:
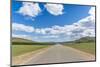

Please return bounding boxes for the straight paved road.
[24,44,95,65]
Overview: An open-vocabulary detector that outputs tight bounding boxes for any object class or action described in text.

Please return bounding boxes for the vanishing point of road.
[23,44,95,65]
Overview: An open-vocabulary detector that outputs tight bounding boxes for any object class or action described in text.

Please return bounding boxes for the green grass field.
[12,45,50,56]
[65,42,95,55]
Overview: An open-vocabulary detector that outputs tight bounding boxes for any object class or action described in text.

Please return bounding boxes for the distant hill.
[12,37,34,43]
[61,37,95,45]
[74,37,95,43]
[12,37,55,45]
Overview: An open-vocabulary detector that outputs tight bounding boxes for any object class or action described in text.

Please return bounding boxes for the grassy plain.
[12,45,50,56]
[65,42,95,55]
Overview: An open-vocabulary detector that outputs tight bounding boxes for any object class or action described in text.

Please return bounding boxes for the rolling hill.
[74,37,95,43]
[12,37,54,45]
[61,36,95,44]
[12,37,34,43]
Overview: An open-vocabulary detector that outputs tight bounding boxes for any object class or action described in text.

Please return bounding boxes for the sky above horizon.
[12,1,95,42]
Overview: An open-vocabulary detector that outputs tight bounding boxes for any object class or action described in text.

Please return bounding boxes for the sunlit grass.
[65,42,95,55]
[12,45,50,56]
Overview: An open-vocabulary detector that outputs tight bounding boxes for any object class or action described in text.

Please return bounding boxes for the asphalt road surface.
[24,44,95,65]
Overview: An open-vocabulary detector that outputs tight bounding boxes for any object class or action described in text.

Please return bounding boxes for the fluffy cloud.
[16,2,64,22]
[17,2,41,17]
[13,7,95,41]
[41,35,59,38]
[75,7,95,37]
[12,23,34,33]
[78,7,95,24]
[82,29,95,37]
[45,3,64,16]
[34,23,82,35]
[89,7,95,17]
[33,7,95,38]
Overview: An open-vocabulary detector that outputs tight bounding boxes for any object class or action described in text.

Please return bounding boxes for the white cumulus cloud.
[45,3,64,16]
[13,7,95,41]
[33,7,95,39]
[89,7,95,17]
[82,29,95,37]
[74,7,95,37]
[41,35,59,38]
[17,2,41,17]
[12,23,34,33]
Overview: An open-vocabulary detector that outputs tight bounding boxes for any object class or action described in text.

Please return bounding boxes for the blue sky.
[12,1,95,42]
